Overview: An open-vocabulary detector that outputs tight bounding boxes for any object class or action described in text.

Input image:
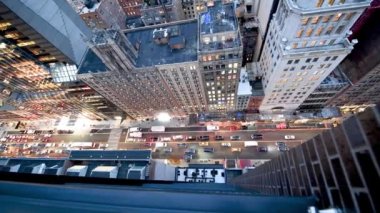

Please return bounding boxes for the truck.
[151,126,165,132]
[155,142,168,148]
[244,141,258,147]
[129,127,142,132]
[129,132,143,138]
[206,125,219,131]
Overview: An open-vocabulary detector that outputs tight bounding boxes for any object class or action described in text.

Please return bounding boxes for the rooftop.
[200,1,238,34]
[77,49,108,74]
[80,2,101,14]
[238,68,252,96]
[292,0,369,10]
[125,20,198,67]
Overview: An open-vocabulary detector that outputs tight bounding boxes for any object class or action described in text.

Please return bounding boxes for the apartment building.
[258,0,370,113]
[182,0,207,19]
[0,0,121,120]
[78,20,206,119]
[118,0,143,17]
[198,0,243,112]
[232,105,380,212]
[79,0,127,29]
[140,0,184,26]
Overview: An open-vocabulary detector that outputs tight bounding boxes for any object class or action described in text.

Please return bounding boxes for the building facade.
[118,0,143,17]
[182,0,207,19]
[0,0,121,120]
[78,20,206,119]
[298,67,349,112]
[198,0,243,112]
[258,0,370,113]
[232,105,380,212]
[140,0,184,26]
[79,0,127,30]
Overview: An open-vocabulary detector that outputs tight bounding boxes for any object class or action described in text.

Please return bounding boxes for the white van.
[129,127,142,132]
[244,141,258,147]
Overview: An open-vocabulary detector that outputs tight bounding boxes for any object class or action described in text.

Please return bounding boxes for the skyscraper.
[0,0,121,120]
[258,0,370,113]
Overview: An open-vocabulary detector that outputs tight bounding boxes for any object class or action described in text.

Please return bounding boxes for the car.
[172,135,184,141]
[144,142,152,147]
[203,147,214,153]
[257,146,268,152]
[198,136,210,141]
[177,143,188,148]
[221,142,231,147]
[199,142,209,146]
[186,136,197,141]
[198,159,210,163]
[160,137,171,142]
[184,154,192,162]
[251,133,263,140]
[230,135,241,140]
[185,148,196,155]
[163,147,173,153]
[284,135,296,140]
[241,125,248,130]
[215,135,224,140]
[231,147,242,152]
[276,142,289,152]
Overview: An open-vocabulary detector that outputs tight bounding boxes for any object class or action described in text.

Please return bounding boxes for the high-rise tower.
[258,0,370,113]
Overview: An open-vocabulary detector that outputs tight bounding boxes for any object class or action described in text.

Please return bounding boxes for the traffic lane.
[137,129,323,142]
[50,133,110,143]
[120,141,300,160]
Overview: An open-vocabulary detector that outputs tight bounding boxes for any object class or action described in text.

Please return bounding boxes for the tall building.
[198,0,243,112]
[327,3,380,112]
[182,0,207,19]
[118,0,143,17]
[140,0,184,26]
[231,105,380,212]
[0,0,121,120]
[79,0,127,30]
[78,20,206,119]
[297,67,349,112]
[258,0,370,113]
[78,0,242,119]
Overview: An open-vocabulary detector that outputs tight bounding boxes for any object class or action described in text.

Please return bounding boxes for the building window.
[310,40,317,47]
[311,16,320,24]
[325,26,334,35]
[313,58,319,62]
[306,58,311,63]
[331,56,338,61]
[322,15,332,23]
[345,12,356,21]
[305,28,314,37]
[294,59,300,64]
[332,13,343,22]
[287,60,293,64]
[335,25,345,34]
[315,27,323,36]
[296,29,304,38]
[324,56,331,61]
[301,17,309,25]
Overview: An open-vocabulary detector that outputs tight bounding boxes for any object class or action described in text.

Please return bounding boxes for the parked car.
[144,142,152,147]
[172,135,184,141]
[231,147,242,152]
[284,135,296,140]
[251,133,263,140]
[257,146,268,152]
[199,142,209,146]
[221,142,231,147]
[198,136,210,141]
[185,148,196,155]
[163,147,173,153]
[230,135,241,140]
[186,136,197,141]
[215,135,224,140]
[177,143,188,148]
[160,137,171,142]
[203,147,214,153]
[241,125,248,130]
[184,154,192,163]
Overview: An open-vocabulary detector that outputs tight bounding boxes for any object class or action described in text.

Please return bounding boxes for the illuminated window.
[332,13,343,22]
[315,27,323,36]
[325,26,334,35]
[17,40,36,47]
[322,15,332,23]
[345,12,355,21]
[301,17,309,25]
[296,29,304,38]
[305,28,313,37]
[311,16,320,24]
